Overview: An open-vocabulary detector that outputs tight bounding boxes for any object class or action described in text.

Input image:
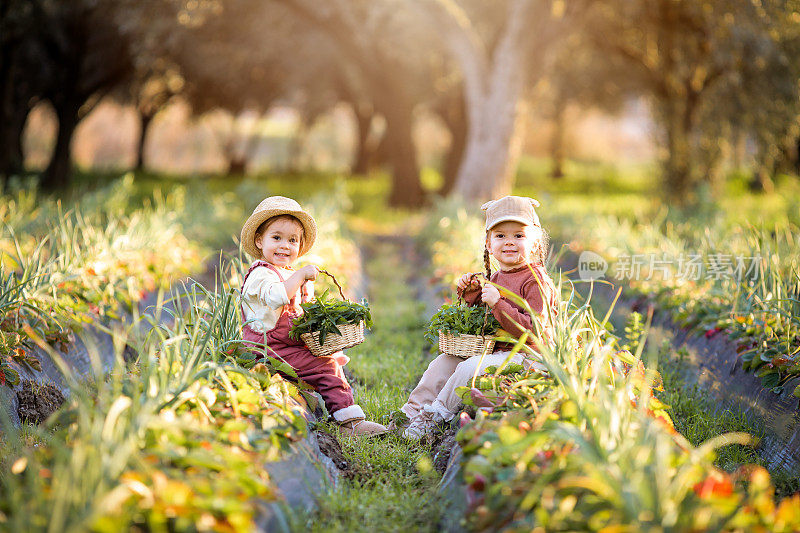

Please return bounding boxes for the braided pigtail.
[483,246,492,280]
[532,227,550,266]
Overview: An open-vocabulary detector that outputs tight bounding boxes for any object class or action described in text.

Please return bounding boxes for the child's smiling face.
[486,221,538,271]
[255,217,304,268]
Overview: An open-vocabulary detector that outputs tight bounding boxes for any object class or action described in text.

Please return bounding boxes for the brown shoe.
[338,418,389,438]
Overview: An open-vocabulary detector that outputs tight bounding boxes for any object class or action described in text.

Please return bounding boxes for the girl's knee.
[428,352,457,366]
[455,357,480,373]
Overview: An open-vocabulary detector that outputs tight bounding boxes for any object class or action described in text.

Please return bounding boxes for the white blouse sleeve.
[304,279,315,301]
[242,266,290,309]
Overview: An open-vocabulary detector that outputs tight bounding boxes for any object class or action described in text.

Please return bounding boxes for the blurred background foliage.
[2,0,800,208]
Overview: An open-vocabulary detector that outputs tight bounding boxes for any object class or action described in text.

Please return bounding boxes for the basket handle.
[456,272,491,338]
[318,268,347,301]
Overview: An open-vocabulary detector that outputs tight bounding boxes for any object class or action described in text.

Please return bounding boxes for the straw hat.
[481,195,541,231]
[240,196,317,259]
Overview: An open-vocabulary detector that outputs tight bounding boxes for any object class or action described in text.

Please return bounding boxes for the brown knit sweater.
[461,264,558,351]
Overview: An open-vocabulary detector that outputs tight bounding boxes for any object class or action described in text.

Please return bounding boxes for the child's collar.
[498,263,533,274]
[252,260,294,271]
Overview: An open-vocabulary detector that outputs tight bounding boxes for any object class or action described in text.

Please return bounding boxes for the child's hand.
[456,273,482,292]
[481,284,501,308]
[300,265,319,281]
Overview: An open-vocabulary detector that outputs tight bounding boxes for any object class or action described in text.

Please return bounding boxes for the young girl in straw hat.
[399,195,558,440]
[240,196,387,437]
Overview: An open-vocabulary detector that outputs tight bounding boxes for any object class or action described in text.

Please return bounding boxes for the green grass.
[657,344,762,465]
[48,158,800,231]
[289,236,444,532]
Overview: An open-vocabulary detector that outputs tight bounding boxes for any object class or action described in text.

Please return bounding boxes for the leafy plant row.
[454,282,800,531]
[0,260,309,531]
[0,178,368,529]
[553,213,800,397]
[0,180,208,388]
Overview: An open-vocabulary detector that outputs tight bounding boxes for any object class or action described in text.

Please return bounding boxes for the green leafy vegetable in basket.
[289,290,373,346]
[424,301,500,343]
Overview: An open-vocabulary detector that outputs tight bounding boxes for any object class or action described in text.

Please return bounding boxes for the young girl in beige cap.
[240,196,387,437]
[400,195,558,439]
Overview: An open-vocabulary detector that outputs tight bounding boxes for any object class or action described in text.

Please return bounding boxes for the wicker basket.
[301,321,365,357]
[438,331,495,359]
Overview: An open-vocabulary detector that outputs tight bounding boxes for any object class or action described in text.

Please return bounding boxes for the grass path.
[290,235,445,532]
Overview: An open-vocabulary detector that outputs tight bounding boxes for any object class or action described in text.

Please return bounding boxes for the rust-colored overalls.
[240,261,355,414]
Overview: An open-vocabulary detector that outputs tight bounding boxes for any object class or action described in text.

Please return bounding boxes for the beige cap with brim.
[481,195,541,231]
[240,196,317,259]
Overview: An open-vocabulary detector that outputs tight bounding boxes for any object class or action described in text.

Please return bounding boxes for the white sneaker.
[402,410,437,440]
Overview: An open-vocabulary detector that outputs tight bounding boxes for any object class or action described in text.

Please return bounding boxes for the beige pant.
[401,350,539,422]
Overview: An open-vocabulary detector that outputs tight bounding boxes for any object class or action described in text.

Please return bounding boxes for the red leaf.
[693,471,733,498]
[469,473,486,492]
[470,388,496,408]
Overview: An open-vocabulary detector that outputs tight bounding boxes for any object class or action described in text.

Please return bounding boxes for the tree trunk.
[749,165,775,193]
[350,102,375,175]
[0,106,28,181]
[381,102,426,207]
[749,144,776,193]
[135,111,154,171]
[446,0,535,201]
[454,87,528,201]
[227,157,247,175]
[41,100,81,191]
[435,89,467,196]
[0,45,29,184]
[732,127,747,172]
[701,123,730,198]
[663,120,692,202]
[661,97,697,203]
[550,97,567,179]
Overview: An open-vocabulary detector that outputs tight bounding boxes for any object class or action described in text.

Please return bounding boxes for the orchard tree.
[116,0,374,176]
[592,0,786,203]
[420,0,590,201]
[114,63,183,171]
[278,0,453,207]
[112,1,185,172]
[0,0,49,185]
[532,33,634,179]
[1,0,132,190]
[729,1,800,192]
[38,0,132,190]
